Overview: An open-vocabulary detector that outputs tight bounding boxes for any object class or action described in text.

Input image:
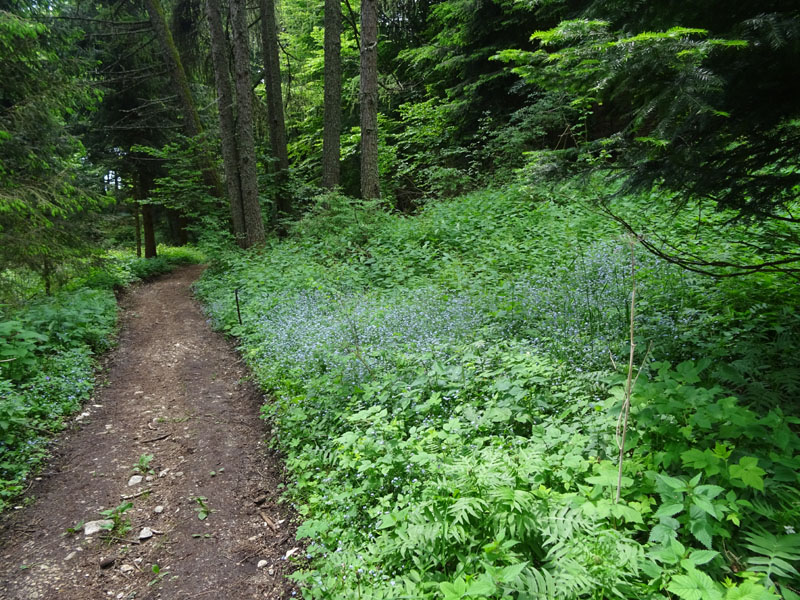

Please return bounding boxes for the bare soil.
[0,265,299,600]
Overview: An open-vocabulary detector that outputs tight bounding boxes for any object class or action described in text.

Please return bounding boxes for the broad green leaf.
[655,502,685,519]
[725,581,780,600]
[692,495,719,519]
[667,569,722,600]
[611,503,644,523]
[690,517,714,549]
[466,577,496,596]
[688,550,719,566]
[729,457,766,491]
[440,577,468,600]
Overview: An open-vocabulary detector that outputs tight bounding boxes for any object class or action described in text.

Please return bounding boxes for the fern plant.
[743,529,800,589]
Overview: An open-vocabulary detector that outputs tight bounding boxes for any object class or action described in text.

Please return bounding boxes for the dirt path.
[0,266,298,600]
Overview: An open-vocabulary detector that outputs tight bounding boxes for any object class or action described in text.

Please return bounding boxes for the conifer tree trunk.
[359,0,380,199]
[258,0,291,216]
[322,0,342,189]
[206,0,247,246]
[136,170,158,259]
[142,204,157,259]
[134,203,142,258]
[230,0,266,246]
[143,0,225,199]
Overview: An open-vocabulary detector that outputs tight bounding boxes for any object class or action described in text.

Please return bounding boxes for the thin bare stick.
[140,433,171,444]
[120,488,153,500]
[616,237,640,504]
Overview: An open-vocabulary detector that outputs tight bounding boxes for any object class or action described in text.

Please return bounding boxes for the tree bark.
[143,0,225,199]
[359,0,380,199]
[206,0,247,246]
[134,203,142,258]
[142,204,157,259]
[230,0,266,246]
[136,169,158,258]
[166,209,189,245]
[258,0,291,216]
[322,0,342,189]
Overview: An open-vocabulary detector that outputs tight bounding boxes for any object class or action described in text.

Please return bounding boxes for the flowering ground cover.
[196,185,800,600]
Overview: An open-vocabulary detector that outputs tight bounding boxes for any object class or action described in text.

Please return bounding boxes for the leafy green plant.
[63,519,85,536]
[196,182,800,599]
[133,453,154,475]
[148,563,165,586]
[99,501,134,538]
[0,321,47,382]
[193,496,213,520]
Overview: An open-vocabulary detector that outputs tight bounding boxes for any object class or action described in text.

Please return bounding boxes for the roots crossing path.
[0,265,297,600]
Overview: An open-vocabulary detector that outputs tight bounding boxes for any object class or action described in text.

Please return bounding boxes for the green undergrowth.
[0,245,203,510]
[195,185,800,600]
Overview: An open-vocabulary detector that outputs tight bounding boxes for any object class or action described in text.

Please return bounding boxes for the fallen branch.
[260,511,279,531]
[140,433,170,444]
[121,488,152,500]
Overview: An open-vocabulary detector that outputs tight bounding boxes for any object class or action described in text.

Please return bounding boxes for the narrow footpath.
[0,265,298,600]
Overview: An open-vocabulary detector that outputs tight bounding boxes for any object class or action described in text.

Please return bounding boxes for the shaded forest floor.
[0,265,298,600]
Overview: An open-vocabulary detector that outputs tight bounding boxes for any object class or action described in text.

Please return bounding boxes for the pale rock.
[84,520,113,536]
[154,505,164,514]
[120,564,134,573]
[127,475,143,487]
[138,527,154,540]
[257,560,268,569]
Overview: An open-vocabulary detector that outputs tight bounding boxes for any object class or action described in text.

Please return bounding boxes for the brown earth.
[0,265,300,600]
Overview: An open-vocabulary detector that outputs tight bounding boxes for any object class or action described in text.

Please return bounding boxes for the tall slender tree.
[206,0,246,246]
[230,0,266,246]
[322,0,342,189]
[143,0,224,198]
[359,0,380,199]
[135,168,158,259]
[258,0,291,216]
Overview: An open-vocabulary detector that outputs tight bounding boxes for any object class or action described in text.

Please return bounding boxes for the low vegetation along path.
[0,265,297,600]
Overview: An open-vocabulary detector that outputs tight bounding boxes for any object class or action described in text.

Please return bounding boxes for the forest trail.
[0,265,297,600]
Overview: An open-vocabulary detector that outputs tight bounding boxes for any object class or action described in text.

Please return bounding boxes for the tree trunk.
[322,0,341,189]
[359,0,380,199]
[142,204,157,259]
[143,0,224,199]
[230,0,266,246]
[136,169,158,258]
[166,209,189,245]
[134,203,142,258]
[258,0,291,216]
[206,0,247,246]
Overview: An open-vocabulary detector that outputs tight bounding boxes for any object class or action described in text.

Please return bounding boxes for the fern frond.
[518,567,559,600]
[744,528,800,582]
